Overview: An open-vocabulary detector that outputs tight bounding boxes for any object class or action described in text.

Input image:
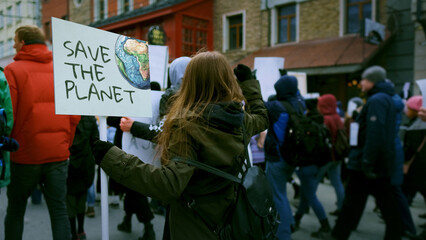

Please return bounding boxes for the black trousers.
[123,187,154,223]
[332,170,402,240]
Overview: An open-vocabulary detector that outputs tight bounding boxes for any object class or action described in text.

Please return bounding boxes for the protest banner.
[122,90,164,167]
[148,46,169,90]
[416,79,426,108]
[287,71,307,96]
[52,17,154,240]
[52,17,152,118]
[254,57,284,101]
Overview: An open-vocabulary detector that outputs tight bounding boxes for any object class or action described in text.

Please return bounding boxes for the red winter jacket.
[4,44,80,164]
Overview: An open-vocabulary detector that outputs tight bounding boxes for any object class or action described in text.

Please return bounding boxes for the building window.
[94,0,107,21]
[346,0,372,34]
[0,41,3,58]
[181,16,208,56]
[277,4,296,43]
[7,6,13,26]
[16,2,22,23]
[223,11,245,51]
[228,14,242,50]
[8,38,13,55]
[0,11,4,29]
[118,0,133,14]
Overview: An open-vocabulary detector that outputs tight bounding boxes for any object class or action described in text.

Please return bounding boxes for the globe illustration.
[115,35,150,89]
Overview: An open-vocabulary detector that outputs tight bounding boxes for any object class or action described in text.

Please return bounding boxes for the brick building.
[216,0,415,106]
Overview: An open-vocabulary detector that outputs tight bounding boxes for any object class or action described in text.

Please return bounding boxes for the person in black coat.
[67,116,99,240]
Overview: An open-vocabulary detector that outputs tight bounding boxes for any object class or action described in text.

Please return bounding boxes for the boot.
[117,215,132,233]
[293,213,303,232]
[311,219,331,238]
[139,222,155,240]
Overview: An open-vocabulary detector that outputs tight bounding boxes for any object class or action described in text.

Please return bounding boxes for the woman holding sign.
[92,51,269,239]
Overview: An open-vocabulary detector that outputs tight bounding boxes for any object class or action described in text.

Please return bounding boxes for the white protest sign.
[52,17,152,118]
[416,79,426,108]
[122,90,163,167]
[254,57,284,101]
[287,71,307,96]
[148,45,169,90]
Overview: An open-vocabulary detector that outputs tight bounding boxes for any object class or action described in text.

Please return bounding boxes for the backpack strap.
[280,101,303,115]
[172,157,241,183]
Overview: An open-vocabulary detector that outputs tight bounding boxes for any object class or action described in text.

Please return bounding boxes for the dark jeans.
[5,161,71,240]
[123,187,154,223]
[332,170,402,240]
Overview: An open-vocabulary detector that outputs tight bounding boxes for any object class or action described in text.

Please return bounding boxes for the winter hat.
[361,66,386,83]
[406,96,423,112]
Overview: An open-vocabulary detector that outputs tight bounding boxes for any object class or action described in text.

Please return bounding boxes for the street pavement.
[0,178,425,240]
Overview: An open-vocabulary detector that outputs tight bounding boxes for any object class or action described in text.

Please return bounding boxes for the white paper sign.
[148,45,169,89]
[254,57,284,101]
[121,91,163,167]
[350,122,359,146]
[52,17,152,117]
[287,71,307,96]
[416,79,426,108]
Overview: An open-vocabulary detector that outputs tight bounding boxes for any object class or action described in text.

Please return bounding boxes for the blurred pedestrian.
[263,75,305,240]
[317,94,346,216]
[330,66,402,240]
[67,116,99,240]
[3,25,80,240]
[92,52,269,239]
[293,97,332,238]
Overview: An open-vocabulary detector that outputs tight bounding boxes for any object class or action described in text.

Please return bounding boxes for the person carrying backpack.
[263,75,305,240]
[293,97,332,238]
[91,52,269,240]
[317,94,346,217]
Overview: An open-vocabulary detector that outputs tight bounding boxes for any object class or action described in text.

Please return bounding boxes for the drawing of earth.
[115,35,150,89]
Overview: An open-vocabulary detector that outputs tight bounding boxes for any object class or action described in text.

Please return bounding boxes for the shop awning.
[236,33,392,75]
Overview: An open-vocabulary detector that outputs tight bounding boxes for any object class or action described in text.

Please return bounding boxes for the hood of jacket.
[318,94,337,116]
[274,75,298,101]
[169,56,191,88]
[14,44,52,63]
[202,102,244,132]
[367,80,395,98]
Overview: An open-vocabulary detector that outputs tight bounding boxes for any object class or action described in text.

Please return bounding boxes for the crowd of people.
[1,24,426,240]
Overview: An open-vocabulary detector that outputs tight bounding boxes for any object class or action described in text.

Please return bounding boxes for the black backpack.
[278,101,332,167]
[332,128,350,161]
[172,127,279,240]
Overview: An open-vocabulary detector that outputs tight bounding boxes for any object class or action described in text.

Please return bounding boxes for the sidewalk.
[0,180,424,240]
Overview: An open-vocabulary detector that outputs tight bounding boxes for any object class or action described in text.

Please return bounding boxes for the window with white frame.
[277,4,296,43]
[94,0,108,21]
[8,38,13,55]
[0,41,4,58]
[223,11,245,51]
[118,0,133,14]
[0,11,4,28]
[346,0,372,34]
[16,2,22,22]
[7,6,12,26]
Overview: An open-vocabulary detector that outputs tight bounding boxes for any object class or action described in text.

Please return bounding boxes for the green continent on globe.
[123,39,149,80]
[115,56,128,79]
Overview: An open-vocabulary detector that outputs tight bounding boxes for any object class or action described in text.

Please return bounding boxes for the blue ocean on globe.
[115,35,150,90]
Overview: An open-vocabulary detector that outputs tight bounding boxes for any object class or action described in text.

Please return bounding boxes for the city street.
[0,178,424,240]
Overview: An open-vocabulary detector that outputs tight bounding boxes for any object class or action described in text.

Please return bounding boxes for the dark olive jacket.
[100,80,268,240]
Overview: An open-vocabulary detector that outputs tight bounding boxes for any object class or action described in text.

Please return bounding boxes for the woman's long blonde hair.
[157,51,245,164]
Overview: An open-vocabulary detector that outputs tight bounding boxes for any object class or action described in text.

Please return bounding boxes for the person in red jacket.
[3,25,80,240]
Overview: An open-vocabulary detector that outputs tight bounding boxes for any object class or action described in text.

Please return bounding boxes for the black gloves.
[1,137,19,152]
[233,64,254,82]
[92,140,114,165]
